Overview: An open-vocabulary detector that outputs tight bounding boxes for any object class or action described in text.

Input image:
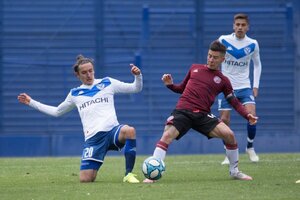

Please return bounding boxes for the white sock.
[153,147,166,161]
[226,148,239,174]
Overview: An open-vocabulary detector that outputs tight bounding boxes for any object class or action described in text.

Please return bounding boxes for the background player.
[143,40,258,183]
[218,13,262,165]
[18,55,143,183]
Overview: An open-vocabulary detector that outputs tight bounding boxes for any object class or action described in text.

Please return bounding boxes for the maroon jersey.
[167,64,248,119]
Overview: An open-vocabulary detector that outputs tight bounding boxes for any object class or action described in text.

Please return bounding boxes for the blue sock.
[247,123,256,149]
[124,139,136,175]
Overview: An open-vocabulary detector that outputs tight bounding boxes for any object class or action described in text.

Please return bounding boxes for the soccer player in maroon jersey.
[143,40,258,183]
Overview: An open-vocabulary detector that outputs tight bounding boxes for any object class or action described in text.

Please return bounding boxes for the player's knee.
[161,130,176,144]
[79,170,97,183]
[224,130,236,144]
[79,175,96,183]
[123,125,136,139]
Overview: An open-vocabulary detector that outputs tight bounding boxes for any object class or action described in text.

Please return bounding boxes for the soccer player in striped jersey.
[18,55,143,183]
[218,13,262,165]
[143,40,258,183]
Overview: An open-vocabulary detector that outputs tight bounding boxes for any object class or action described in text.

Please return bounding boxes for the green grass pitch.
[1,153,300,200]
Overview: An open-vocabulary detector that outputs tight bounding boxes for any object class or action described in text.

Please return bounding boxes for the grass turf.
[0,153,300,200]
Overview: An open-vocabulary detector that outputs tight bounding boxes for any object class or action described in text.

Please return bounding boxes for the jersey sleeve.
[166,66,191,94]
[228,97,249,119]
[222,76,234,97]
[109,74,143,94]
[252,40,262,88]
[29,92,76,117]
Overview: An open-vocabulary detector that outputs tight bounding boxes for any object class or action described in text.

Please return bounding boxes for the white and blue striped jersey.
[218,33,262,90]
[29,75,143,141]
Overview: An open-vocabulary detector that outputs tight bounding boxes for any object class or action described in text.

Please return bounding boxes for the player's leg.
[244,103,259,162]
[79,168,98,183]
[79,135,104,183]
[79,151,103,182]
[153,110,191,161]
[209,122,238,173]
[239,88,259,162]
[220,110,231,126]
[218,93,232,165]
[118,125,139,183]
[144,110,190,183]
[220,110,231,164]
[209,122,252,180]
[153,125,180,160]
[143,124,180,183]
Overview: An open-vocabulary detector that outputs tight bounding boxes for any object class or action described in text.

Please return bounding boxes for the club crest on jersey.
[193,69,198,73]
[96,83,106,90]
[244,47,252,55]
[213,76,221,84]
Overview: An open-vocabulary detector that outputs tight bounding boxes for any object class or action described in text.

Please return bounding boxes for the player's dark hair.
[209,40,227,55]
[73,54,94,73]
[234,13,249,24]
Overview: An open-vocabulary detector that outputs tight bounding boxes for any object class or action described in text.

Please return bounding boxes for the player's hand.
[130,64,141,75]
[253,88,259,98]
[247,113,258,125]
[162,74,173,85]
[17,93,31,105]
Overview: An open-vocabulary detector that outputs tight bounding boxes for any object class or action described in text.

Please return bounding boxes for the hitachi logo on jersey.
[79,97,109,110]
[224,60,248,67]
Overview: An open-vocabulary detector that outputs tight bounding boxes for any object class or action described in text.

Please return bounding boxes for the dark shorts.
[80,125,125,171]
[166,109,220,140]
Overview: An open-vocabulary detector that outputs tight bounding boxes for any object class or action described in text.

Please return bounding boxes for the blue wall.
[0,0,299,156]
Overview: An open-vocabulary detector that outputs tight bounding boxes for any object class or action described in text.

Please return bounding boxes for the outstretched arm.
[111,63,143,93]
[130,63,141,75]
[162,74,174,85]
[222,76,258,125]
[226,94,258,125]
[17,93,75,117]
[163,68,191,94]
[18,93,31,105]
